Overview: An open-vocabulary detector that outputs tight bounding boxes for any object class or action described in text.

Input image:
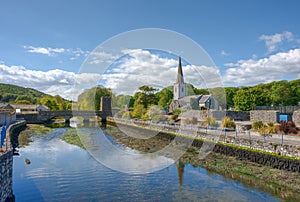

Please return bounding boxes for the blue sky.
[1,0,300,99]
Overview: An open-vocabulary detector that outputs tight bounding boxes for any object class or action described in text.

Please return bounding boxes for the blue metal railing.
[0,122,10,148]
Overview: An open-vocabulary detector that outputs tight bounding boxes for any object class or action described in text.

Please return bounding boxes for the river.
[12,126,281,201]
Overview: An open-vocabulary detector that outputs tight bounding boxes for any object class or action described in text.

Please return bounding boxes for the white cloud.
[101,49,221,95]
[259,31,295,53]
[223,48,300,85]
[88,51,119,65]
[24,45,89,60]
[24,46,65,56]
[0,49,223,100]
[0,63,99,100]
[221,50,230,56]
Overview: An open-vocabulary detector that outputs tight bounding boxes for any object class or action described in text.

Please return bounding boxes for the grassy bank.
[60,128,85,149]
[17,124,54,147]
[103,122,300,200]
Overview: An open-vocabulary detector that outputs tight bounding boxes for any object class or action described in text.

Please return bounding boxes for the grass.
[60,128,85,149]
[17,124,54,147]
[105,120,300,200]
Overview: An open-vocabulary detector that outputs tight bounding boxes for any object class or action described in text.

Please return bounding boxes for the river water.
[12,127,280,202]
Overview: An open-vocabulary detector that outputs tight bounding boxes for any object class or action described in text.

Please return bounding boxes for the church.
[169,57,219,112]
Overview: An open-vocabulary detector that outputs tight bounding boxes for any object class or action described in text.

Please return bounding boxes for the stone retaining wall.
[0,150,13,202]
[250,110,279,123]
[0,121,25,202]
[293,111,300,128]
[109,119,300,172]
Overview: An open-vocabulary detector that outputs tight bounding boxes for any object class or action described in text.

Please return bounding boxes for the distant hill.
[0,83,71,110]
[0,83,46,103]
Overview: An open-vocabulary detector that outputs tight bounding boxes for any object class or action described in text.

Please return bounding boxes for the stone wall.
[0,121,25,202]
[250,110,279,123]
[0,112,16,125]
[0,150,13,202]
[214,111,250,121]
[293,110,300,128]
[110,119,300,172]
[185,110,249,122]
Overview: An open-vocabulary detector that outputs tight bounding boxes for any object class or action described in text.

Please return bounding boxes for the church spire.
[176,56,184,83]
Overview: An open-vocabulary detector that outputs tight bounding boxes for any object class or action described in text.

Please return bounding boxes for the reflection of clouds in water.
[78,128,175,174]
[178,169,272,202]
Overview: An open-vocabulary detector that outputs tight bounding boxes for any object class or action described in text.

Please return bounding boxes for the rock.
[25,158,31,165]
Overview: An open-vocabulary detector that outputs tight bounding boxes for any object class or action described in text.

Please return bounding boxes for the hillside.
[0,83,46,103]
[0,83,71,110]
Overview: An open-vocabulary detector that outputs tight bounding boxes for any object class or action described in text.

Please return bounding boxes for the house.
[169,57,219,112]
[0,103,49,113]
[11,104,49,113]
[0,103,14,110]
[0,104,16,125]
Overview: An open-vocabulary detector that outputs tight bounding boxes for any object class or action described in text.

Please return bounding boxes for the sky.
[1,0,300,100]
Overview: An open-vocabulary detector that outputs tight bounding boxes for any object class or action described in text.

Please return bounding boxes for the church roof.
[199,95,212,104]
[176,57,184,83]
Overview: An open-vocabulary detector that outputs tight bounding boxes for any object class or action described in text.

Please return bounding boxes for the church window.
[182,87,184,92]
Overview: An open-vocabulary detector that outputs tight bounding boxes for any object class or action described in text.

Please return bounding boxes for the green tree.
[147,105,164,120]
[233,87,270,111]
[157,88,173,109]
[40,96,59,110]
[225,87,238,109]
[131,103,146,119]
[133,85,158,109]
[77,86,112,110]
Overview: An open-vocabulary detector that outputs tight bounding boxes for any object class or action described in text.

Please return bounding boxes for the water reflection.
[12,126,283,201]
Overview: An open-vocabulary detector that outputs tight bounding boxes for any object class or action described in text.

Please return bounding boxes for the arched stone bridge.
[39,110,112,123]
[17,110,112,123]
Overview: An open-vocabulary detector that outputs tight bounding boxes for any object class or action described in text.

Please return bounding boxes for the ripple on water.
[13,127,281,202]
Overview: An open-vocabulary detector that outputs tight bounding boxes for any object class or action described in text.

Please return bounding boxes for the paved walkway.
[114,118,300,147]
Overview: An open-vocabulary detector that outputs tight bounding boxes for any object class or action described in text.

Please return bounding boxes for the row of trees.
[76,79,300,113]
[227,79,300,110]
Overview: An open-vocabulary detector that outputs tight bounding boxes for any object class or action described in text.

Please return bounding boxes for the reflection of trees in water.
[176,160,185,186]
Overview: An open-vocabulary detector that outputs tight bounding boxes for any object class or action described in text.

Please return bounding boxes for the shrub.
[278,121,297,135]
[222,116,236,129]
[252,121,264,131]
[265,122,277,135]
[205,116,218,127]
[152,115,167,123]
[122,111,131,119]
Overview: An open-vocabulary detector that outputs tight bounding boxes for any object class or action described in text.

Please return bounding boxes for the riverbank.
[14,124,54,147]
[59,122,300,200]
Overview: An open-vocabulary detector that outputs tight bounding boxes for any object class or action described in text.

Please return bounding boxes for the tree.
[77,86,112,110]
[147,105,164,120]
[157,88,173,109]
[131,103,146,119]
[233,87,270,111]
[40,96,59,110]
[133,85,158,109]
[225,87,238,109]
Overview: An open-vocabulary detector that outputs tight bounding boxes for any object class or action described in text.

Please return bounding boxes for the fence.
[0,122,10,148]
[253,106,300,114]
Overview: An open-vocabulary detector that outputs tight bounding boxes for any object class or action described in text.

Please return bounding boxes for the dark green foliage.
[233,79,300,110]
[77,86,112,110]
[0,83,71,110]
[252,121,264,131]
[157,87,173,109]
[0,84,42,103]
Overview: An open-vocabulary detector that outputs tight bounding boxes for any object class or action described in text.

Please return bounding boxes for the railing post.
[235,128,238,138]
[248,130,251,139]
[281,133,284,145]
